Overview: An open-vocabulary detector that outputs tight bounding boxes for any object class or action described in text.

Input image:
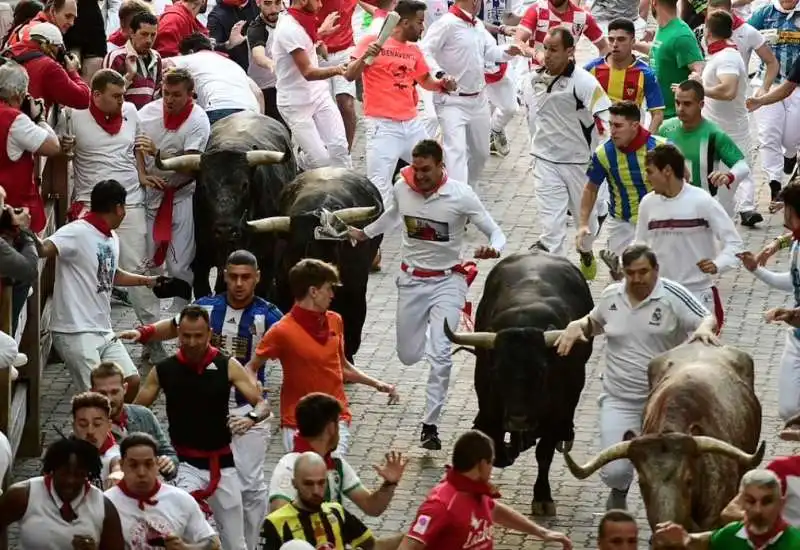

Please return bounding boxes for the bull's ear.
[623,430,636,441]
[688,423,703,436]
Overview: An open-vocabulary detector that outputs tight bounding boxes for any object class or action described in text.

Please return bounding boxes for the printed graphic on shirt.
[96,243,115,293]
[465,513,493,548]
[404,216,450,242]
[412,514,431,535]
[650,307,662,326]
[131,517,174,549]
[647,218,710,230]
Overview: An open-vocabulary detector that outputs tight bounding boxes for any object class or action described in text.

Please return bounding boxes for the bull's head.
[563,433,766,529]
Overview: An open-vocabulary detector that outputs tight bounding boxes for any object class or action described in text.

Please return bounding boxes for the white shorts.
[281,420,351,457]
[320,47,356,98]
[53,331,139,392]
[604,217,636,256]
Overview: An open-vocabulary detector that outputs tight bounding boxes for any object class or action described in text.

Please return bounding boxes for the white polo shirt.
[589,278,709,399]
[271,13,329,107]
[169,51,260,113]
[702,47,749,131]
[6,115,53,160]
[268,451,363,505]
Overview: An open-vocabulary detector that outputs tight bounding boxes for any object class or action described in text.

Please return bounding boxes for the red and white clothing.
[17,476,106,550]
[768,456,800,527]
[154,1,208,58]
[103,42,163,110]
[105,482,216,549]
[316,0,358,99]
[99,436,122,485]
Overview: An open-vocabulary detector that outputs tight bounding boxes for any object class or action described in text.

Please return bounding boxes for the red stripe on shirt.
[648,218,710,230]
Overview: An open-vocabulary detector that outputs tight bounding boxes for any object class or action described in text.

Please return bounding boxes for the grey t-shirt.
[591,0,638,24]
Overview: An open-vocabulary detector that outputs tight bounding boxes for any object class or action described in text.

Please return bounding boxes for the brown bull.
[563,342,765,531]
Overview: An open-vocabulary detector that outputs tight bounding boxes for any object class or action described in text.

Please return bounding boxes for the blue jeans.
[207,108,244,125]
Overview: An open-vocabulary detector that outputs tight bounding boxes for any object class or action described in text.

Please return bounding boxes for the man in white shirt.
[136,68,211,312]
[246,0,284,126]
[271,0,352,170]
[71,392,123,488]
[555,243,717,510]
[349,139,506,450]
[106,433,220,550]
[529,27,610,279]
[635,143,743,329]
[34,180,159,399]
[420,0,522,194]
[0,331,22,387]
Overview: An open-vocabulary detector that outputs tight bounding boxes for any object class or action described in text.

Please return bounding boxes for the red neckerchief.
[176,345,219,375]
[400,166,448,195]
[707,39,738,55]
[732,14,745,29]
[444,466,501,498]
[290,305,330,345]
[115,405,129,431]
[449,5,476,25]
[98,433,116,455]
[82,212,113,237]
[89,100,123,135]
[292,433,336,469]
[108,29,127,47]
[375,8,388,17]
[117,479,161,510]
[746,518,789,548]
[163,98,194,131]
[44,474,90,523]
[287,7,319,43]
[619,127,651,154]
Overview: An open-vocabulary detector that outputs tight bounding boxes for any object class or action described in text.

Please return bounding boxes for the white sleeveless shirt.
[18,477,106,550]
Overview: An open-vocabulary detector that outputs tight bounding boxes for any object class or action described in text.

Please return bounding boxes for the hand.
[708,171,732,188]
[670,82,680,93]
[736,251,759,272]
[64,52,81,73]
[336,63,348,75]
[696,259,718,274]
[474,245,500,259]
[505,44,523,56]
[348,226,368,241]
[756,239,782,266]
[164,535,189,550]
[71,535,98,550]
[543,530,572,550]
[501,25,516,36]
[375,381,400,404]
[745,96,762,112]
[689,328,719,346]
[688,71,702,82]
[139,174,166,190]
[555,321,587,357]
[157,455,176,476]
[654,522,691,547]
[116,329,142,342]
[372,451,408,484]
[0,185,5,209]
[9,206,31,230]
[142,275,159,288]
[228,415,255,435]
[575,225,591,251]
[643,28,655,41]
[319,11,341,35]
[125,53,138,77]
[135,135,157,156]
[228,20,247,48]
[363,41,382,60]
[104,469,124,489]
[765,307,800,325]
[61,135,75,155]
[440,75,457,92]
[780,426,800,441]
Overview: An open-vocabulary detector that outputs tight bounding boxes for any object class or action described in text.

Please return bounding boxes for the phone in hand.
[146,535,166,547]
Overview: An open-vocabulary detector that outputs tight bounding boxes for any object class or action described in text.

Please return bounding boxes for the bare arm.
[648,109,664,133]
[633,41,652,54]
[417,72,446,92]
[291,48,344,81]
[248,77,265,113]
[133,367,161,407]
[251,45,274,70]
[113,269,154,287]
[720,493,744,523]
[594,37,610,56]
[704,74,739,101]
[32,236,58,259]
[750,80,797,109]
[397,537,426,550]
[228,358,271,419]
[343,359,382,388]
[99,497,125,550]
[179,536,222,550]
[492,501,567,543]
[0,483,28,530]
[579,183,599,230]
[689,60,705,75]
[37,131,61,157]
[755,42,779,92]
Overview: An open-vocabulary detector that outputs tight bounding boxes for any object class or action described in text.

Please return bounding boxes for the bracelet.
[137,324,156,344]
[380,480,398,489]
[778,235,793,249]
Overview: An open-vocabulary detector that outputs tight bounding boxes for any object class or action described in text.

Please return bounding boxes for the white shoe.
[13,353,27,367]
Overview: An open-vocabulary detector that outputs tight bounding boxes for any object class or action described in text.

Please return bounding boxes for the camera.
[0,207,22,232]
[20,94,44,124]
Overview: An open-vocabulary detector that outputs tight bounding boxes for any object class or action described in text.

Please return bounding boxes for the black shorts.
[63,0,107,59]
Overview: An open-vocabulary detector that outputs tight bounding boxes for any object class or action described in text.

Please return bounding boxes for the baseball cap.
[28,22,64,47]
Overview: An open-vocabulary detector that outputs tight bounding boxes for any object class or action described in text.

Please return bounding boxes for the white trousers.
[598,393,645,491]
[230,404,270,550]
[395,270,468,425]
[175,462,246,550]
[754,88,800,182]
[279,96,352,170]
[486,72,518,133]
[533,158,599,256]
[145,196,195,285]
[434,92,491,193]
[779,331,800,421]
[365,116,429,205]
[604,217,636,256]
[417,86,440,139]
[319,48,357,98]
[116,204,160,325]
[280,420,351,456]
[52,331,139,392]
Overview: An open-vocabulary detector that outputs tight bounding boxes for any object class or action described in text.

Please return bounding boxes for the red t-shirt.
[768,456,800,526]
[316,0,356,53]
[519,1,603,51]
[407,469,497,550]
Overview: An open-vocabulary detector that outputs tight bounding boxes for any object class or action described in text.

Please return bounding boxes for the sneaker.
[606,488,629,510]
[579,250,597,281]
[770,180,784,213]
[785,155,797,176]
[420,424,442,450]
[529,241,549,252]
[599,249,622,280]
[739,211,763,227]
[490,130,510,157]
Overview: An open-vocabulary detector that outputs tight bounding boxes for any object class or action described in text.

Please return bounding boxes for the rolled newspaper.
[364,11,401,66]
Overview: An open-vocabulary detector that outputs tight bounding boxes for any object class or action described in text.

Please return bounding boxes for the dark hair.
[411,139,444,164]
[645,144,686,180]
[677,79,704,101]
[41,437,102,479]
[779,182,800,215]
[452,430,494,472]
[44,0,68,11]
[90,361,126,387]
[179,32,212,55]
[288,258,340,300]
[705,10,733,39]
[656,0,678,9]
[608,100,641,122]
[89,179,127,214]
[119,0,150,28]
[130,10,157,32]
[295,393,343,438]
[598,509,637,539]
[548,26,574,49]
[163,67,195,93]
[226,249,259,269]
[91,68,126,93]
[71,391,111,417]
[3,0,44,45]
[708,0,732,9]
[395,0,426,19]
[120,432,158,458]
[608,17,635,35]
[178,304,211,326]
[621,243,659,269]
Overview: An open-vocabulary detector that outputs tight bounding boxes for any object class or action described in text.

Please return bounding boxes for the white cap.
[279,542,316,550]
[28,22,64,47]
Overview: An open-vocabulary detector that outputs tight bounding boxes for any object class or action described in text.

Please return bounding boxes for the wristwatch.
[246,411,260,423]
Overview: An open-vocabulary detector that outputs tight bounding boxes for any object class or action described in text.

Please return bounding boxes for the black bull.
[445,251,593,516]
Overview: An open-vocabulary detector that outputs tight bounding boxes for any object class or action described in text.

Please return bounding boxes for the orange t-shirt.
[352,34,430,121]
[254,311,352,429]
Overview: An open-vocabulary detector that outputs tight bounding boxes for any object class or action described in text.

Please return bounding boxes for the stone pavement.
[10,40,800,548]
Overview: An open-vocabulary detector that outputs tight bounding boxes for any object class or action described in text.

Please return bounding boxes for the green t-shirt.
[710,522,800,549]
[649,18,704,118]
[658,117,744,192]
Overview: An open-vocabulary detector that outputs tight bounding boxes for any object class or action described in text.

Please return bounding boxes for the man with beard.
[555,243,717,511]
[655,469,800,549]
[71,391,124,488]
[246,0,284,126]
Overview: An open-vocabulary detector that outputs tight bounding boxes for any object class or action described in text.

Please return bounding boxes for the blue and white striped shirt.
[748,3,800,84]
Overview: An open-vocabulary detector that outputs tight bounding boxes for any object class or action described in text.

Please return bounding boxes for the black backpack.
[0,47,46,66]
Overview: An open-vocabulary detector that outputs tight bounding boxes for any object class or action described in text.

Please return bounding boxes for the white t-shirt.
[49,220,121,333]
[6,115,52,161]
[702,48,749,132]
[248,17,279,89]
[105,483,215,549]
[271,13,329,107]
[589,278,708,399]
[72,102,142,206]
[0,432,10,496]
[101,444,121,484]
[169,51,260,113]
[138,99,211,207]
[733,22,766,67]
[269,452,363,505]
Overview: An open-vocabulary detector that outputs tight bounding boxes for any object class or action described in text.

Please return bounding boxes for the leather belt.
[401,262,455,277]
[457,92,480,97]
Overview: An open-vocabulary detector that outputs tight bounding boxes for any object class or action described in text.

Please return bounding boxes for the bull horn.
[543,330,563,347]
[332,206,377,224]
[694,436,766,468]
[443,319,496,349]
[246,150,286,166]
[247,216,291,232]
[155,151,201,173]
[563,441,632,480]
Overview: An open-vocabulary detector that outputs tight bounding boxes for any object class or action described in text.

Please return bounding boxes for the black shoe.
[771,179,783,202]
[111,288,132,307]
[740,211,764,227]
[421,424,442,450]
[529,241,549,252]
[785,155,797,176]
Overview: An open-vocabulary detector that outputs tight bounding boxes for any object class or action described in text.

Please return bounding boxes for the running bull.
[246,167,383,361]
[444,251,593,517]
[155,112,297,299]
[563,342,765,531]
